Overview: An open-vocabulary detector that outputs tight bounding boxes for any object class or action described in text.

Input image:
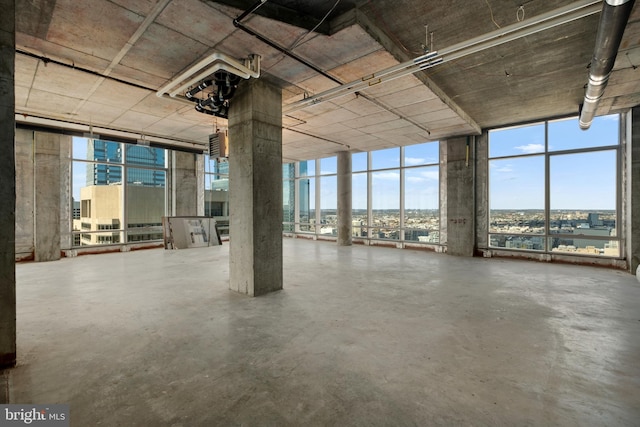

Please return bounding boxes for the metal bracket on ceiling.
[156,52,261,98]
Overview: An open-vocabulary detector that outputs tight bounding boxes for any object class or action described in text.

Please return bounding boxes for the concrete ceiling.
[13,0,640,161]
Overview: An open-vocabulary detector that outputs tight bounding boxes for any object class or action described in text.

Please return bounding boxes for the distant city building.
[86,140,165,187]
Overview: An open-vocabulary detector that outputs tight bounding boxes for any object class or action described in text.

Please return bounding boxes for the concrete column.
[15,129,35,260]
[228,79,282,296]
[444,136,475,256]
[475,132,489,251]
[172,151,198,216]
[34,132,62,262]
[337,150,352,246]
[196,154,205,216]
[0,0,16,368]
[629,108,640,274]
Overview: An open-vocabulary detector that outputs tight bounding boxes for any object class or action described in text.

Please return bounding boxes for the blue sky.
[489,114,619,210]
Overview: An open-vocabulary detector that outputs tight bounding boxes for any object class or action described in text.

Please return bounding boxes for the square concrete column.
[444,136,475,256]
[172,151,198,216]
[34,132,62,262]
[0,0,16,368]
[228,79,282,296]
[337,150,352,246]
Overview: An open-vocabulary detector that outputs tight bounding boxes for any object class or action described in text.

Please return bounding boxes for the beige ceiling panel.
[329,50,397,82]
[46,0,144,62]
[407,108,460,124]
[25,88,83,114]
[15,86,29,108]
[110,111,163,132]
[375,84,438,109]
[357,118,416,135]
[109,0,158,16]
[144,119,197,137]
[75,100,131,124]
[107,64,169,89]
[119,23,210,81]
[89,79,151,110]
[156,0,237,47]
[339,96,386,115]
[16,35,112,75]
[394,98,449,118]
[131,93,189,118]
[360,74,433,98]
[306,108,361,128]
[293,25,383,71]
[168,107,221,125]
[15,55,38,88]
[31,62,102,99]
[343,110,399,129]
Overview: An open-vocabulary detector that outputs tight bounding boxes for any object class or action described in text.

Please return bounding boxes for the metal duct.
[579,0,635,130]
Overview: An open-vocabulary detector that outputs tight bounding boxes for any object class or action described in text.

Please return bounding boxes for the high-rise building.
[86,140,165,187]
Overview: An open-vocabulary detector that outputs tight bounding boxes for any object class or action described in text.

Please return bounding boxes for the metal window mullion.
[367,152,372,239]
[294,162,300,232]
[545,121,551,251]
[399,146,405,242]
[315,159,321,235]
[122,152,128,244]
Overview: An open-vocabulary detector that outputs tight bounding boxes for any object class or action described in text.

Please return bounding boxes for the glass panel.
[372,170,399,238]
[73,161,123,246]
[319,176,336,236]
[352,152,367,172]
[298,177,315,231]
[125,145,166,168]
[352,172,367,237]
[299,160,315,177]
[77,139,123,163]
[215,159,229,175]
[371,147,400,170]
[126,168,165,242]
[283,172,295,233]
[205,179,229,235]
[404,142,439,166]
[550,150,617,236]
[489,234,545,251]
[489,156,545,234]
[550,237,619,257]
[404,166,439,242]
[282,163,294,180]
[548,115,619,151]
[320,157,337,175]
[489,123,545,158]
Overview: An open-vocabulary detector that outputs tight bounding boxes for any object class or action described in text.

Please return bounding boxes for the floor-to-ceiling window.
[71,138,167,246]
[293,141,440,245]
[204,155,229,235]
[488,114,620,257]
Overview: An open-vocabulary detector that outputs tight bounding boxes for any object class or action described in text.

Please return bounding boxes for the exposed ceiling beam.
[206,0,331,35]
[332,8,481,135]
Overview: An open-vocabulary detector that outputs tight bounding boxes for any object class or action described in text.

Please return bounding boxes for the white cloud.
[420,171,439,180]
[373,171,400,180]
[490,163,513,173]
[405,157,426,166]
[407,176,425,183]
[514,143,544,154]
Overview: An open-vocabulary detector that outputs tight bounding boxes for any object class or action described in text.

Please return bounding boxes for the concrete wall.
[34,132,63,261]
[444,136,476,257]
[15,130,71,261]
[172,150,198,216]
[0,0,15,367]
[15,129,34,260]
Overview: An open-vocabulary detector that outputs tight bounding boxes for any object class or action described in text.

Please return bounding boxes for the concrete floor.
[4,239,640,426]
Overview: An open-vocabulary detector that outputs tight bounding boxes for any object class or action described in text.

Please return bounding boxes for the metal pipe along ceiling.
[579,0,635,130]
